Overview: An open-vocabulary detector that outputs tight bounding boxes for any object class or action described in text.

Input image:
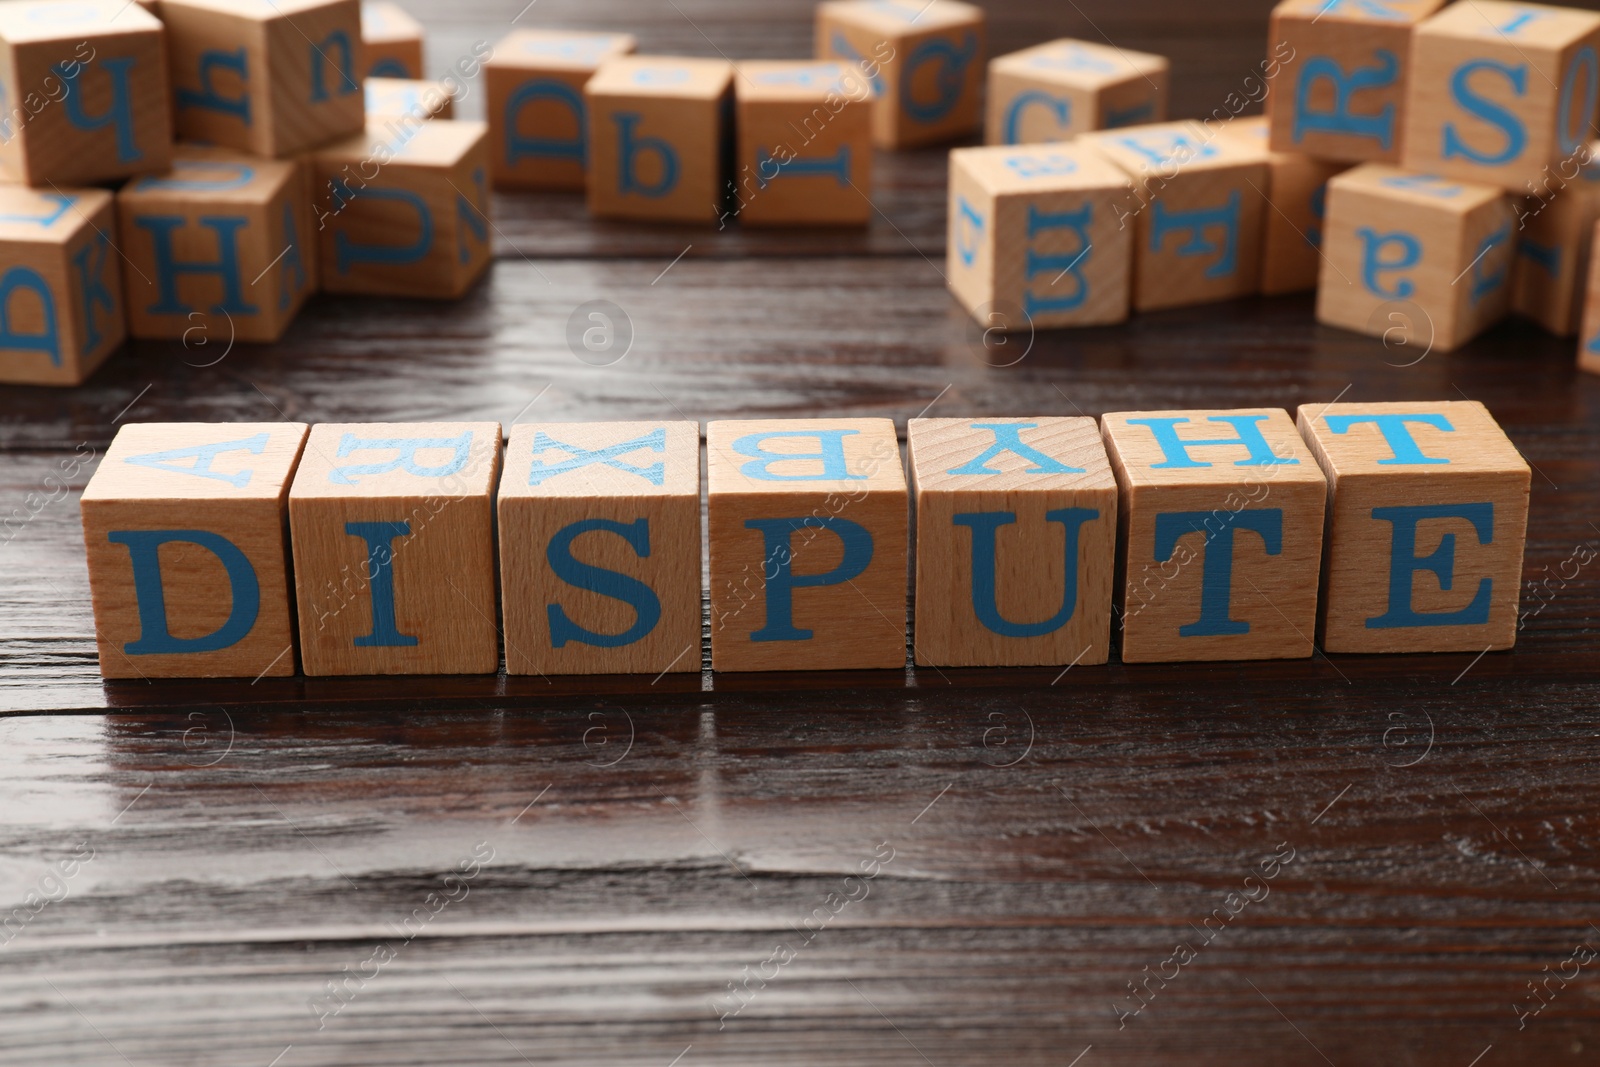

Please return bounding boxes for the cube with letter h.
[1298,401,1530,653]
[708,419,907,672]
[732,61,873,227]
[498,421,701,676]
[360,1,423,80]
[81,422,309,679]
[1101,409,1327,663]
[986,38,1168,146]
[289,422,501,676]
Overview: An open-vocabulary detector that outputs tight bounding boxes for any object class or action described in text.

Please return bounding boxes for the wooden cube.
[909,417,1117,668]
[81,421,308,679]
[1101,408,1327,663]
[0,186,124,386]
[118,145,315,344]
[1316,163,1514,352]
[364,76,453,120]
[0,0,173,185]
[1511,146,1600,334]
[1402,1,1600,190]
[163,0,365,158]
[485,29,635,192]
[1579,219,1600,372]
[585,56,732,224]
[985,38,1168,146]
[288,421,501,676]
[816,0,984,149]
[498,421,701,676]
[312,118,491,298]
[1082,122,1268,311]
[1298,401,1530,652]
[707,418,907,672]
[947,142,1133,328]
[732,60,873,227]
[361,0,422,80]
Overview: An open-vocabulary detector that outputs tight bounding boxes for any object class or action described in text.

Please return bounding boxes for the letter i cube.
[1511,146,1600,334]
[1297,401,1530,652]
[1316,164,1514,352]
[360,1,423,80]
[498,422,701,676]
[908,418,1117,668]
[81,422,309,679]
[288,422,501,676]
[707,419,907,672]
[0,186,124,386]
[986,38,1168,146]
[1101,409,1327,663]
[732,61,873,227]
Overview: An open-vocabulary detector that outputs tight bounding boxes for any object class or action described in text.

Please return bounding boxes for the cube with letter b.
[986,38,1168,146]
[732,61,873,227]
[360,1,423,80]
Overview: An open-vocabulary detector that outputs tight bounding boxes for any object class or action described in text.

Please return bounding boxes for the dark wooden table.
[4,1,1600,1063]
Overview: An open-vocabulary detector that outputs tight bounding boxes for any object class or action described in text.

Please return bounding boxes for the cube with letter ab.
[707,419,907,672]
[288,422,501,676]
[985,38,1168,146]
[498,421,701,677]
[360,1,423,80]
[1101,409,1327,663]
[81,422,309,679]
[1297,401,1530,653]
[908,418,1117,669]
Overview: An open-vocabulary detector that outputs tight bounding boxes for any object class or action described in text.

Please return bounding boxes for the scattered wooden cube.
[0,186,125,387]
[1298,400,1530,652]
[1101,408,1327,662]
[707,418,907,671]
[1316,163,1515,352]
[364,76,453,120]
[81,422,309,679]
[985,38,1168,146]
[909,417,1117,668]
[1579,219,1600,372]
[288,421,501,675]
[361,0,423,80]
[1511,149,1600,334]
[0,0,172,185]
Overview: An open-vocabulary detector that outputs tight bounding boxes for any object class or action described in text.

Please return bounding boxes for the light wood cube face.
[1579,218,1600,372]
[1316,163,1514,352]
[707,419,907,672]
[1102,409,1327,663]
[289,422,501,676]
[498,421,702,677]
[312,119,491,298]
[1298,401,1530,653]
[364,76,453,120]
[815,0,985,149]
[1511,152,1600,334]
[1402,1,1600,190]
[947,143,1133,328]
[0,187,124,386]
[485,29,635,191]
[360,0,422,79]
[117,146,314,344]
[985,38,1168,146]
[81,422,309,679]
[0,0,172,185]
[732,61,873,227]
[909,418,1117,668]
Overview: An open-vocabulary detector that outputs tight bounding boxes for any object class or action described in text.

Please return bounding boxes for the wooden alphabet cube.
[498,421,701,676]
[0,0,173,185]
[1579,219,1600,372]
[947,142,1133,328]
[909,418,1117,668]
[81,422,308,679]
[485,28,635,192]
[1298,401,1530,652]
[312,119,491,298]
[1511,145,1600,334]
[0,186,124,387]
[585,56,732,224]
[163,0,366,158]
[1082,123,1268,311]
[117,145,316,343]
[816,0,985,149]
[1101,408,1327,663]
[1402,1,1600,190]
[364,76,453,120]
[732,60,873,227]
[288,422,501,676]
[985,38,1168,146]
[360,0,422,80]
[1316,163,1514,352]
[707,418,907,672]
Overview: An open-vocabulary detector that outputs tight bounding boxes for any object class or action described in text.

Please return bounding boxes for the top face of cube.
[1082,122,1261,174]
[1329,162,1505,212]
[491,28,636,72]
[1273,0,1441,25]
[0,0,160,41]
[708,419,905,496]
[360,0,421,43]
[164,0,347,18]
[734,60,875,102]
[501,421,699,499]
[1298,401,1530,478]
[1102,409,1326,489]
[1418,0,1600,46]
[909,417,1113,494]
[951,142,1132,195]
[83,423,310,503]
[818,0,982,34]
[587,56,734,100]
[990,37,1167,89]
[121,146,297,205]
[320,118,488,166]
[290,422,501,499]
[0,185,110,242]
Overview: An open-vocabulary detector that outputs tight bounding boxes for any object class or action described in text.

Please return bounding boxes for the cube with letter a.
[909,418,1117,668]
[708,419,907,672]
[498,421,702,677]
[289,422,501,676]
[81,422,309,679]
[732,61,873,227]
[1101,409,1327,663]
[360,1,423,80]
[985,38,1168,146]
[1298,401,1530,653]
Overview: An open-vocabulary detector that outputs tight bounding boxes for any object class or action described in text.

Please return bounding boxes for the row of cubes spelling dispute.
[81,405,1529,678]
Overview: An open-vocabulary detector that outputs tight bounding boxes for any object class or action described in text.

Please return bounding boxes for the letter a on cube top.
[986,38,1168,146]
